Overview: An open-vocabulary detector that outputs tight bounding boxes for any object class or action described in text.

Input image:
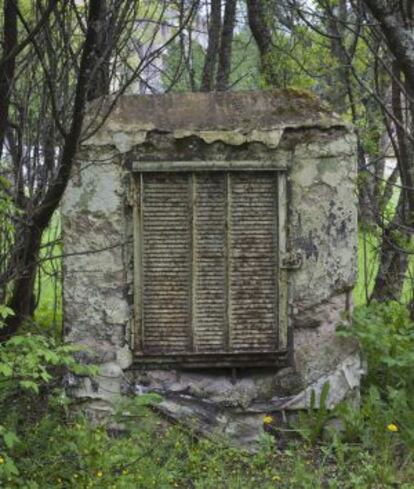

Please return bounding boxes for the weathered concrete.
[62,90,360,446]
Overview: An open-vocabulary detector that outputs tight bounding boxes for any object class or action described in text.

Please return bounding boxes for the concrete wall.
[62,92,360,444]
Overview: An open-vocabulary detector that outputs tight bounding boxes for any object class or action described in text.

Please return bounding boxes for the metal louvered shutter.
[140,173,191,353]
[228,173,278,352]
[132,169,288,368]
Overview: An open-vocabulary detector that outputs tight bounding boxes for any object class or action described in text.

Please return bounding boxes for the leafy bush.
[337,301,414,448]
[346,301,414,390]
[0,327,97,486]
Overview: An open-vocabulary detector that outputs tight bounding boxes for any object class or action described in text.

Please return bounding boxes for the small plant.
[294,382,332,445]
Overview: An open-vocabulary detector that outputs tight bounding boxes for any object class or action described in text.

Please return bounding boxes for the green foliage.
[260,27,328,91]
[336,301,414,451]
[266,301,414,486]
[0,327,98,486]
[0,315,413,487]
[354,228,380,306]
[35,212,63,337]
[295,382,331,445]
[0,176,19,305]
[161,30,260,92]
[0,334,96,395]
[161,38,206,91]
[0,305,14,329]
[341,301,414,390]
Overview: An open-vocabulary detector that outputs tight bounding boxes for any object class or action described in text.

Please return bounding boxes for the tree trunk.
[246,0,277,87]
[0,226,43,339]
[371,197,410,302]
[371,238,408,302]
[371,62,412,303]
[363,0,414,217]
[324,0,350,114]
[0,0,18,159]
[215,0,237,91]
[200,0,221,91]
[85,0,110,101]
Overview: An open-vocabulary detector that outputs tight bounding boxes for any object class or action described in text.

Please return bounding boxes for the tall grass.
[34,212,62,337]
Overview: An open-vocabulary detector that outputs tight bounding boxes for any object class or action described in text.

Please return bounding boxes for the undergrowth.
[0,302,413,488]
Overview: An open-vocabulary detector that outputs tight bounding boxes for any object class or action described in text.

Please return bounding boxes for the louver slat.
[141,174,191,353]
[229,173,278,352]
[193,173,227,352]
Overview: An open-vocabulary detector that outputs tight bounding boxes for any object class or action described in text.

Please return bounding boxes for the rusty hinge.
[280,251,303,270]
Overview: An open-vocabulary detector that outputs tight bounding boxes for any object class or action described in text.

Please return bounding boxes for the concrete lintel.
[131,160,288,172]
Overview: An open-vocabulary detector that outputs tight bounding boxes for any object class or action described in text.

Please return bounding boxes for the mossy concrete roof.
[106,89,343,130]
[86,89,349,152]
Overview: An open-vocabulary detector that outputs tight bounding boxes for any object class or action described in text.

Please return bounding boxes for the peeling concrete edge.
[83,123,355,154]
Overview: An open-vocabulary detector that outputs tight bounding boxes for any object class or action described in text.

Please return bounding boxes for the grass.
[1,392,414,488]
[354,227,380,306]
[34,212,62,337]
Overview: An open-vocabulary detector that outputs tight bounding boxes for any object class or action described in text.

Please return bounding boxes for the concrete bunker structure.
[62,90,360,444]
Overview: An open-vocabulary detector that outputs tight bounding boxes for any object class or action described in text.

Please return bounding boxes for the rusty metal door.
[132,168,289,368]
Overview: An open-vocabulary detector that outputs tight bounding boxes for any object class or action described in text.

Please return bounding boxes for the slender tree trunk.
[324,0,350,114]
[4,226,43,331]
[200,0,221,91]
[246,0,277,87]
[371,63,412,302]
[86,0,110,101]
[363,0,414,217]
[371,198,409,302]
[215,0,237,91]
[0,0,18,159]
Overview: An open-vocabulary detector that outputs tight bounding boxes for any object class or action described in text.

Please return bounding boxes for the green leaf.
[0,363,13,377]
[0,305,14,320]
[19,380,39,393]
[3,431,20,449]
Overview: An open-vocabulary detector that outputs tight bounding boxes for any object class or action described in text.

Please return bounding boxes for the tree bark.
[200,0,221,91]
[85,0,110,101]
[363,0,414,91]
[363,0,414,217]
[371,197,410,302]
[371,63,411,302]
[246,0,277,86]
[215,0,237,91]
[324,0,351,114]
[0,0,18,159]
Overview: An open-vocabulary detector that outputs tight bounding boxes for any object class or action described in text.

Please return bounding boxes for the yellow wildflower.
[97,471,103,478]
[0,456,4,464]
[263,415,273,424]
[272,475,281,481]
[387,423,399,432]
